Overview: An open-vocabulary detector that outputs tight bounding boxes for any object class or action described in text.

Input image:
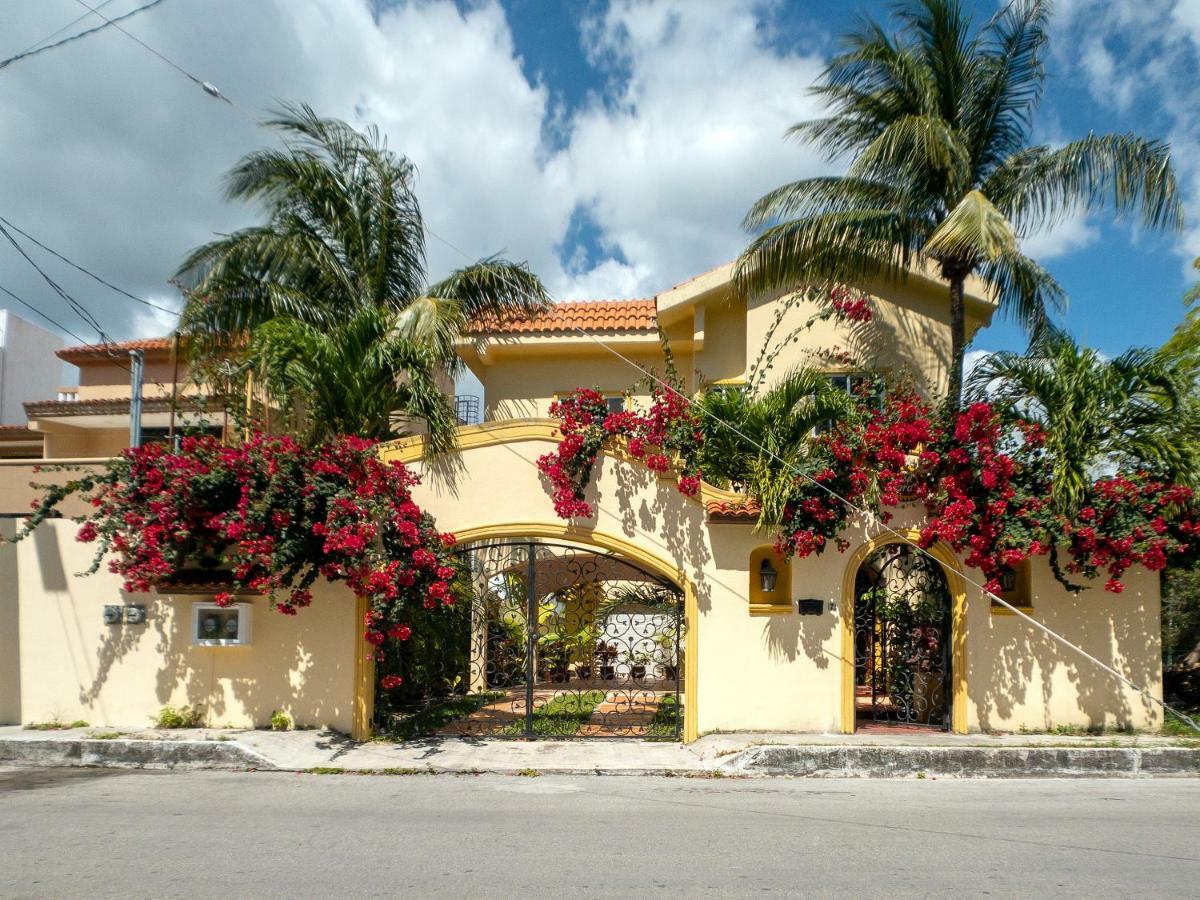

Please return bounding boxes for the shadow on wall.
[967,563,1160,730]
[607,459,715,613]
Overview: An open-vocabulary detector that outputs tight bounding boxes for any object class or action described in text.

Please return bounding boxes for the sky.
[1,0,1199,374]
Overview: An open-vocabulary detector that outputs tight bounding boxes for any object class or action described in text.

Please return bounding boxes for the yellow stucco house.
[0,263,1164,740]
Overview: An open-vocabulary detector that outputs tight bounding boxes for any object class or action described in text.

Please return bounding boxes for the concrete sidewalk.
[1,724,1197,777]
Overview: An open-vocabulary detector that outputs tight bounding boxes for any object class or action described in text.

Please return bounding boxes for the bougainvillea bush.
[15,434,458,658]
[537,384,704,520]
[540,381,1200,595]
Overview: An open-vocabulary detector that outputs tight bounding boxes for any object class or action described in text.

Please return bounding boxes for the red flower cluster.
[31,433,458,642]
[537,385,703,519]
[829,286,873,323]
[540,381,1200,596]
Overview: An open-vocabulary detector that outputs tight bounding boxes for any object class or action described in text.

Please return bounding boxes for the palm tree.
[175,103,550,438]
[245,307,457,454]
[737,0,1181,410]
[966,327,1200,515]
[697,368,855,527]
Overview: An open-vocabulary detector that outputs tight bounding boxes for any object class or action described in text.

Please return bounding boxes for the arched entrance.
[375,537,687,739]
[853,544,951,730]
[841,534,968,734]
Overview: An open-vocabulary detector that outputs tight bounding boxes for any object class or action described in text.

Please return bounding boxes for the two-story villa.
[1,263,1164,741]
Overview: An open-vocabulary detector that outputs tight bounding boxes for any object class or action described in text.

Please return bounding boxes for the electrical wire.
[0,221,111,342]
[71,0,230,104]
[0,214,178,315]
[0,0,167,71]
[8,0,118,56]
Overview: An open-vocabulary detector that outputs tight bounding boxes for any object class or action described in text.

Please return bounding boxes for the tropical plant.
[176,103,550,439]
[966,327,1200,515]
[737,0,1181,409]
[696,367,856,525]
[245,307,457,456]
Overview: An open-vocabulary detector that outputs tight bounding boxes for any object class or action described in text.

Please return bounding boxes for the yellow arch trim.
[840,531,968,735]
[376,418,743,509]
[451,521,699,743]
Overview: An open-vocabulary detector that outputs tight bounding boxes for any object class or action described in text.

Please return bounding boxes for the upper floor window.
[604,395,626,414]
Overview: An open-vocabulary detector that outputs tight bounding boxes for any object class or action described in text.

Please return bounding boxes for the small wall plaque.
[123,605,147,625]
[796,599,824,616]
[103,605,122,625]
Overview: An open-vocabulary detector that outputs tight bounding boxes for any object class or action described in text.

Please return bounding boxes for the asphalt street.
[1,767,1197,898]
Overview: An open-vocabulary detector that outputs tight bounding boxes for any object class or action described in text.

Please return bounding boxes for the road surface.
[1,767,1197,897]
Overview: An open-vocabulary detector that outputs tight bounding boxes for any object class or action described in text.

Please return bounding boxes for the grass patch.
[303,767,346,775]
[153,705,203,729]
[646,695,682,739]
[502,690,607,737]
[1164,708,1200,737]
[87,731,125,740]
[378,692,505,741]
[25,719,89,730]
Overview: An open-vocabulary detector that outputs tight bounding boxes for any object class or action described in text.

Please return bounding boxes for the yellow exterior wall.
[478,347,685,421]
[3,518,360,731]
[744,277,988,397]
[389,432,1164,736]
[964,557,1162,731]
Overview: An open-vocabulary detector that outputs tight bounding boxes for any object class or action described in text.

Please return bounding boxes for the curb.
[721,745,1200,778]
[0,738,277,771]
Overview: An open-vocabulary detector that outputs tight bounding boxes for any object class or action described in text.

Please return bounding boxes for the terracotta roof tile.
[705,498,759,521]
[57,337,177,363]
[466,299,657,336]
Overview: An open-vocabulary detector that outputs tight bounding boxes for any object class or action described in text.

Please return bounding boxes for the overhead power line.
[0,281,102,350]
[0,221,111,342]
[9,0,118,56]
[70,0,229,103]
[0,215,178,315]
[0,0,168,72]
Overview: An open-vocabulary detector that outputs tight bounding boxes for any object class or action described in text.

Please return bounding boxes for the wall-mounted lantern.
[759,558,778,594]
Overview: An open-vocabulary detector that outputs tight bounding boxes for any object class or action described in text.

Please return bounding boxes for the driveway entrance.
[382,539,685,739]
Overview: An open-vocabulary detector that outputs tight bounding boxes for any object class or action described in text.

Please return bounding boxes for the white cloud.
[1019,209,1100,260]
[559,0,831,298]
[0,0,839,345]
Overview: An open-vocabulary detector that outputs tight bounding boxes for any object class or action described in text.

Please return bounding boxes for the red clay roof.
[705,498,759,522]
[57,337,176,363]
[466,299,657,336]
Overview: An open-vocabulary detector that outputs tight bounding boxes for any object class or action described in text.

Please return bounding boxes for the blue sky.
[1,0,1198,364]
[498,0,1200,358]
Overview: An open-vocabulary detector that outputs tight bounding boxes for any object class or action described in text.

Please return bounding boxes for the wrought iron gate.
[853,544,951,729]
[384,539,684,739]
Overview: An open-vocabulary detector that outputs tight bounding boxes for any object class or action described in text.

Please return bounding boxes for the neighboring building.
[1,264,1165,742]
[0,309,64,425]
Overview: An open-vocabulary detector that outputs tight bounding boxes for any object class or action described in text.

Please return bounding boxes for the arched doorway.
[851,543,953,732]
[375,538,686,739]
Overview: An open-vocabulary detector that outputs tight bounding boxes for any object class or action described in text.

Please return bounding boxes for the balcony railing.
[454,395,481,426]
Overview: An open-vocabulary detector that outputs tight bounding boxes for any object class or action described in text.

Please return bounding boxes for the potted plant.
[630,649,653,681]
[597,641,617,681]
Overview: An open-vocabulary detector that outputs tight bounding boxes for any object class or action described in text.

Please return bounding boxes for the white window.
[191,602,253,646]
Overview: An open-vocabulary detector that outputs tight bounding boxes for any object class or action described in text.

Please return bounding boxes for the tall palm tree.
[966,327,1200,515]
[697,368,855,527]
[737,0,1181,409]
[175,103,551,433]
[245,307,457,455]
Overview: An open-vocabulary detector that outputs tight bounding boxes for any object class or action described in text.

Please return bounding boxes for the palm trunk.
[946,274,966,413]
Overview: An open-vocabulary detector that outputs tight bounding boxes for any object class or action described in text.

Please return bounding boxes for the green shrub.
[270,710,293,732]
[153,705,203,729]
